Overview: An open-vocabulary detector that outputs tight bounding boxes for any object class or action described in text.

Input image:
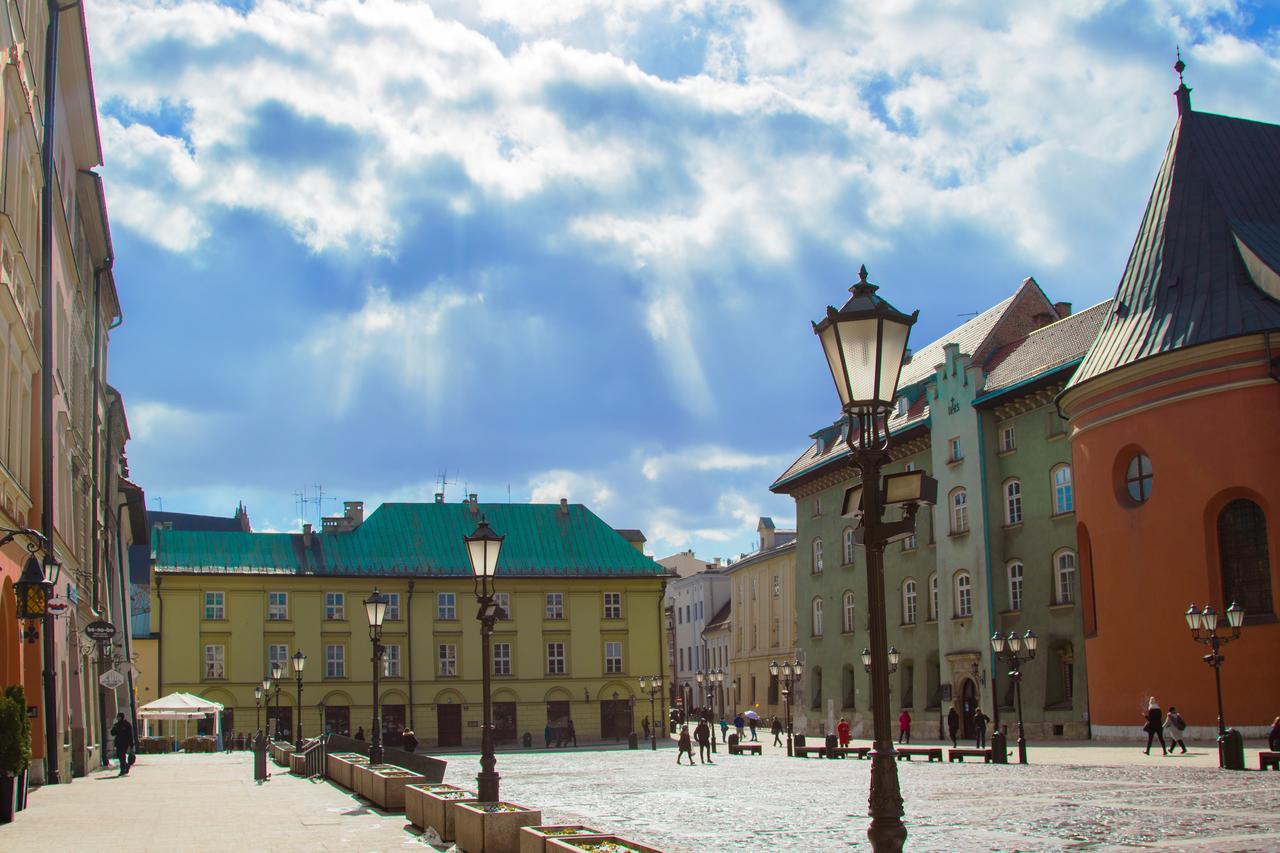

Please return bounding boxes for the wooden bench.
[896,747,943,762]
[948,748,992,763]
[794,745,829,758]
[833,746,871,759]
[729,742,762,756]
[1260,751,1279,771]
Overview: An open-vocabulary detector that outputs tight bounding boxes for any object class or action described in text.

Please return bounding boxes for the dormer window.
[896,396,908,418]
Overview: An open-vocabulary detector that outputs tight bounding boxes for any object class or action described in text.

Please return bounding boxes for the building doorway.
[436,704,462,747]
[382,704,406,744]
[324,705,350,736]
[266,706,292,741]
[961,679,977,740]
[600,698,633,741]
[493,702,517,744]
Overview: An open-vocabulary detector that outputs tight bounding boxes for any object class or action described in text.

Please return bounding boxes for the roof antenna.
[1174,46,1192,116]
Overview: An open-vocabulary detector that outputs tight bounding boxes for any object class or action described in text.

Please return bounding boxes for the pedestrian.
[695,717,713,764]
[771,716,783,746]
[677,725,695,765]
[544,722,553,748]
[1269,716,1280,751]
[734,712,745,740]
[719,716,729,742]
[898,710,912,745]
[947,707,960,748]
[568,718,577,747]
[1143,697,1167,755]
[973,707,990,749]
[402,729,418,753]
[1163,707,1187,754]
[837,718,851,748]
[110,713,134,776]
[748,715,758,742]
[642,717,651,742]
[354,726,365,742]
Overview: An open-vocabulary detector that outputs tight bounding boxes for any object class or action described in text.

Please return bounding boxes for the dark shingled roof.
[703,601,732,632]
[980,300,1112,396]
[1068,101,1280,390]
[149,510,244,534]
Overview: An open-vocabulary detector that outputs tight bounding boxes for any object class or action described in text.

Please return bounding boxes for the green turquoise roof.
[154,502,663,578]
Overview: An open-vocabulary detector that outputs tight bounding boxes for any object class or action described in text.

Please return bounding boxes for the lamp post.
[9,527,60,785]
[364,588,389,765]
[813,266,933,852]
[464,516,505,802]
[1185,602,1247,770]
[694,670,717,751]
[861,647,901,675]
[271,661,283,739]
[292,650,307,748]
[254,686,263,734]
[769,660,803,756]
[638,676,661,750]
[990,630,1037,765]
[711,669,725,746]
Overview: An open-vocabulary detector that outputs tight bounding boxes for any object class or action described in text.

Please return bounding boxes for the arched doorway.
[961,679,977,739]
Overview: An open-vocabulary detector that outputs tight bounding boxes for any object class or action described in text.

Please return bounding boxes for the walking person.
[1143,697,1167,755]
[771,716,783,747]
[973,707,990,749]
[837,718,851,748]
[734,713,745,740]
[947,707,960,748]
[1164,707,1187,754]
[568,718,578,747]
[642,717,651,742]
[748,714,758,742]
[402,729,418,753]
[898,710,912,744]
[110,713,135,776]
[676,725,695,765]
[719,716,729,743]
[695,717,713,764]
[544,723,552,748]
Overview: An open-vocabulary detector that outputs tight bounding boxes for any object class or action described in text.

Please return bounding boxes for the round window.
[1124,453,1153,503]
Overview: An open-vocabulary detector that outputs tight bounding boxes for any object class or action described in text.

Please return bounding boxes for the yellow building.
[725,518,797,723]
[151,499,667,746]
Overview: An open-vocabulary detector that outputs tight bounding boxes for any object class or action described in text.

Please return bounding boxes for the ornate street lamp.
[712,669,725,746]
[270,661,283,739]
[291,650,307,748]
[694,669,718,752]
[464,516,504,802]
[861,647,900,675]
[1185,602,1247,770]
[638,676,662,750]
[364,588,389,765]
[814,266,933,852]
[769,660,803,756]
[14,552,53,642]
[991,629,1037,764]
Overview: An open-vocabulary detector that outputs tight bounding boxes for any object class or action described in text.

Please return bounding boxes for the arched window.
[812,597,824,637]
[1052,464,1074,514]
[950,488,969,534]
[954,571,972,618]
[902,579,917,625]
[1054,550,1076,605]
[1004,479,1022,525]
[1125,453,1153,503]
[843,528,856,566]
[842,591,855,633]
[1218,499,1273,616]
[928,573,939,621]
[812,538,824,574]
[1007,561,1024,611]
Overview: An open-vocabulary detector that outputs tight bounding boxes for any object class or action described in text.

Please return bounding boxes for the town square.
[0,1,1279,851]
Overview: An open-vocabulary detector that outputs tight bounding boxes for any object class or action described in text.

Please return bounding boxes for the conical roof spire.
[1174,47,1192,116]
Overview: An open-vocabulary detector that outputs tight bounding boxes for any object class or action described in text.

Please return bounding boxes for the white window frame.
[1055,550,1077,605]
[267,591,288,621]
[950,488,969,534]
[493,642,512,675]
[1053,464,1074,514]
[494,592,511,620]
[812,597,824,637]
[1000,424,1016,453]
[1008,561,1024,612]
[325,592,345,621]
[928,573,939,621]
[955,571,973,618]
[204,591,224,620]
[268,644,289,675]
[547,642,566,674]
[385,592,401,621]
[204,644,225,680]
[843,528,855,565]
[438,643,457,677]
[1005,479,1023,525]
[546,592,565,620]
[384,643,401,677]
[437,592,456,620]
[604,641,623,674]
[949,437,963,462]
[603,591,622,619]
[812,538,824,573]
[903,579,917,625]
[325,644,346,678]
[842,591,855,633]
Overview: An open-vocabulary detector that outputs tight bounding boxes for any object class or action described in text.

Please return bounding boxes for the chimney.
[758,518,775,551]
[468,493,479,515]
[302,523,313,548]
[713,557,722,567]
[434,492,444,504]
[1054,301,1072,319]
[1033,311,1056,329]
[344,501,364,527]
[902,347,912,364]
[558,497,569,517]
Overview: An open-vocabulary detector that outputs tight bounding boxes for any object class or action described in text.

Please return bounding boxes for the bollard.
[990,729,1008,764]
[1219,729,1245,771]
[628,732,638,750]
[825,733,838,758]
[522,732,532,749]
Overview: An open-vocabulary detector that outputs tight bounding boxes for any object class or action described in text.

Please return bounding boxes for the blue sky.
[90,0,1280,559]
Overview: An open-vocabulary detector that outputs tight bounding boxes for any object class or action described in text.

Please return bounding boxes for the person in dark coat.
[110,713,134,776]
[771,716,783,747]
[973,707,990,749]
[402,730,418,753]
[354,726,365,741]
[1143,697,1167,755]
[695,718,713,764]
[544,723,553,748]
[947,708,960,748]
[676,725,695,765]
[567,718,577,747]
[1269,716,1280,752]
[642,717,651,742]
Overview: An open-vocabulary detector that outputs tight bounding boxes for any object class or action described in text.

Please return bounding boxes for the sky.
[90,0,1280,561]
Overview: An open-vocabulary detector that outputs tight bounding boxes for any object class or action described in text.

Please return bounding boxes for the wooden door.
[437,704,462,747]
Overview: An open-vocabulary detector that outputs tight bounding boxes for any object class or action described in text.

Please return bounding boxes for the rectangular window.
[1063,660,1075,701]
[384,643,401,677]
[204,644,225,679]
[1000,425,1016,452]
[267,592,288,621]
[547,642,566,674]
[385,593,401,621]
[546,592,564,620]
[494,592,511,620]
[204,591,225,620]
[948,437,963,462]
[812,496,821,517]
[438,643,457,677]
[604,641,623,674]
[325,644,346,678]
[325,592,345,620]
[493,642,512,675]
[679,648,684,671]
[437,592,456,620]
[268,644,289,675]
[603,592,622,619]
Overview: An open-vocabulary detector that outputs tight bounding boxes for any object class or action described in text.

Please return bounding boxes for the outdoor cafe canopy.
[137,692,224,738]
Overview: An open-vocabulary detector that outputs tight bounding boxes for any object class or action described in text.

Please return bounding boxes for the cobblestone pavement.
[4,742,1278,852]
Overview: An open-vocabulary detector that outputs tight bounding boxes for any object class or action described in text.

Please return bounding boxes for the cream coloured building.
[724,518,796,723]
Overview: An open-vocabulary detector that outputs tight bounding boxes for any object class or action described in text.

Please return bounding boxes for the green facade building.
[772,277,1108,741]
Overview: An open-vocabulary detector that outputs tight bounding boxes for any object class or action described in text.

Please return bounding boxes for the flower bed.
[368,767,425,811]
[453,800,542,853]
[518,825,612,853]
[410,787,478,841]
[545,836,663,853]
[405,784,462,829]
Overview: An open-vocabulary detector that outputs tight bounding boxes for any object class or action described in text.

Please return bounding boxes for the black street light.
[769,660,803,756]
[711,669,725,745]
[814,266,933,853]
[254,686,263,734]
[292,650,307,748]
[270,661,283,739]
[861,647,901,675]
[694,669,719,751]
[1185,602,1247,770]
[364,588,389,765]
[990,630,1037,764]
[464,516,505,802]
[638,675,661,750]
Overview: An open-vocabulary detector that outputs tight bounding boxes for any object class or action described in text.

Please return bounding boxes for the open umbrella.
[743,709,760,720]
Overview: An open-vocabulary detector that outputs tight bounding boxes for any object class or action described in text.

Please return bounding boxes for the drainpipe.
[406,579,414,730]
[975,410,1000,734]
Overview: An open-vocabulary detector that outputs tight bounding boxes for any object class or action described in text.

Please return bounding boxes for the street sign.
[85,620,117,641]
[99,670,126,690]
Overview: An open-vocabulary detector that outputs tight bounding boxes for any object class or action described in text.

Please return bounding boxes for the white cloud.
[528,469,615,507]
[641,444,790,481]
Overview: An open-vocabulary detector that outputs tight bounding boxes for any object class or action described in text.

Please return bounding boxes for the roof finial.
[851,264,871,294]
[1173,46,1192,116]
[1174,46,1185,85]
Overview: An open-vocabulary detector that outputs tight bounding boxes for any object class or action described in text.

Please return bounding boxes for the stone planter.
[352,763,383,800]
[368,767,425,811]
[405,783,463,829]
[328,754,368,791]
[545,836,664,853]
[520,826,612,853]
[416,787,478,841]
[453,801,542,853]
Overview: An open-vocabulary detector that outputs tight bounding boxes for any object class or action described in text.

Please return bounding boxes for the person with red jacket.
[898,710,912,744]
[837,718,851,748]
